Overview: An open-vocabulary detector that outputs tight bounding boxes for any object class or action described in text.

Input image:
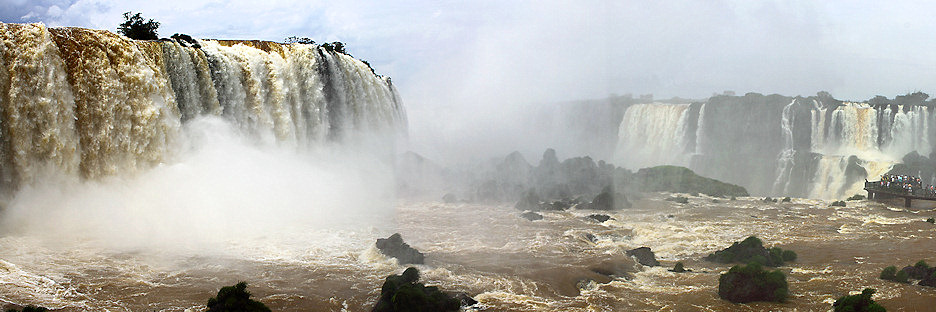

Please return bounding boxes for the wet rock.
[376,233,424,265]
[583,233,597,243]
[669,261,691,273]
[451,292,478,307]
[442,193,458,203]
[170,33,201,48]
[626,247,660,267]
[373,267,461,312]
[520,211,544,221]
[589,259,632,278]
[587,214,611,222]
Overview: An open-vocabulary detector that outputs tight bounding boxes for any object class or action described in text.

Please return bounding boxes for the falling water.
[616,103,690,170]
[0,23,406,191]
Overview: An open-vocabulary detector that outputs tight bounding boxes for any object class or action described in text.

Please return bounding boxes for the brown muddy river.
[1,194,935,311]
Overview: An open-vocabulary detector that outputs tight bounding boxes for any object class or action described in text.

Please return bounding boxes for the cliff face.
[0,23,406,190]
[615,92,933,199]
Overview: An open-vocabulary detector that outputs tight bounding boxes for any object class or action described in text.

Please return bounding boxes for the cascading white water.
[616,99,932,199]
[772,99,797,194]
[0,23,406,191]
[885,105,930,157]
[694,103,707,156]
[615,103,690,170]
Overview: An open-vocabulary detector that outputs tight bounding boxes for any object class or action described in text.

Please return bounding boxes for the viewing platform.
[864,180,936,207]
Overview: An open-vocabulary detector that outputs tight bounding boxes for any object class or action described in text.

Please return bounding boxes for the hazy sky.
[4,0,936,160]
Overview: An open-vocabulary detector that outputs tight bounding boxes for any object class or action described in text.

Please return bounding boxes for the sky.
[4,0,936,160]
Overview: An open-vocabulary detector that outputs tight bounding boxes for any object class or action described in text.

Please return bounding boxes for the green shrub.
[718,262,788,303]
[895,270,909,283]
[831,200,847,207]
[833,288,886,312]
[847,194,866,201]
[206,282,270,312]
[781,197,792,202]
[880,266,897,280]
[117,12,159,40]
[705,236,796,267]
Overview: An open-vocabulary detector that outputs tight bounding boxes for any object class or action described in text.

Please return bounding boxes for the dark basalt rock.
[669,261,691,273]
[376,233,425,265]
[587,214,611,222]
[520,211,544,221]
[583,233,597,243]
[626,247,660,267]
[451,292,478,307]
[372,267,465,312]
[171,33,201,48]
[206,282,271,312]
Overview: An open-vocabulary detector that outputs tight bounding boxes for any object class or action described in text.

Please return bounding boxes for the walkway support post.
[905,197,912,208]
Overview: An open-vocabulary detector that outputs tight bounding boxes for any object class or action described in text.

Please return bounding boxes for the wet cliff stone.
[515,190,543,211]
[376,233,424,265]
[581,185,630,210]
[520,211,543,221]
[170,33,200,48]
[626,247,660,267]
[372,267,464,312]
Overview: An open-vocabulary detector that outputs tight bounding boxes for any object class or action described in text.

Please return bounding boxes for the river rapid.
[0,193,934,311]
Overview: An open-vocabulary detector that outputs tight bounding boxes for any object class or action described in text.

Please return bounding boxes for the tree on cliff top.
[118,12,159,40]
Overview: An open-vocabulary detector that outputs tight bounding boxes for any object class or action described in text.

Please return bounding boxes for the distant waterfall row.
[615,95,933,199]
[0,23,406,189]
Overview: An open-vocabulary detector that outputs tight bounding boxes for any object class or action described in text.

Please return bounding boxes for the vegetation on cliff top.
[118,12,159,40]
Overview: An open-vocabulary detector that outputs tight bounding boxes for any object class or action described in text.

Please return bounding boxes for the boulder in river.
[520,211,544,221]
[372,267,467,312]
[626,247,660,267]
[376,233,425,265]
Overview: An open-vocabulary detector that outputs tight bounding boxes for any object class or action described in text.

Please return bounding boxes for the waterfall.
[0,23,406,191]
[772,99,797,194]
[615,96,931,199]
[615,103,690,170]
